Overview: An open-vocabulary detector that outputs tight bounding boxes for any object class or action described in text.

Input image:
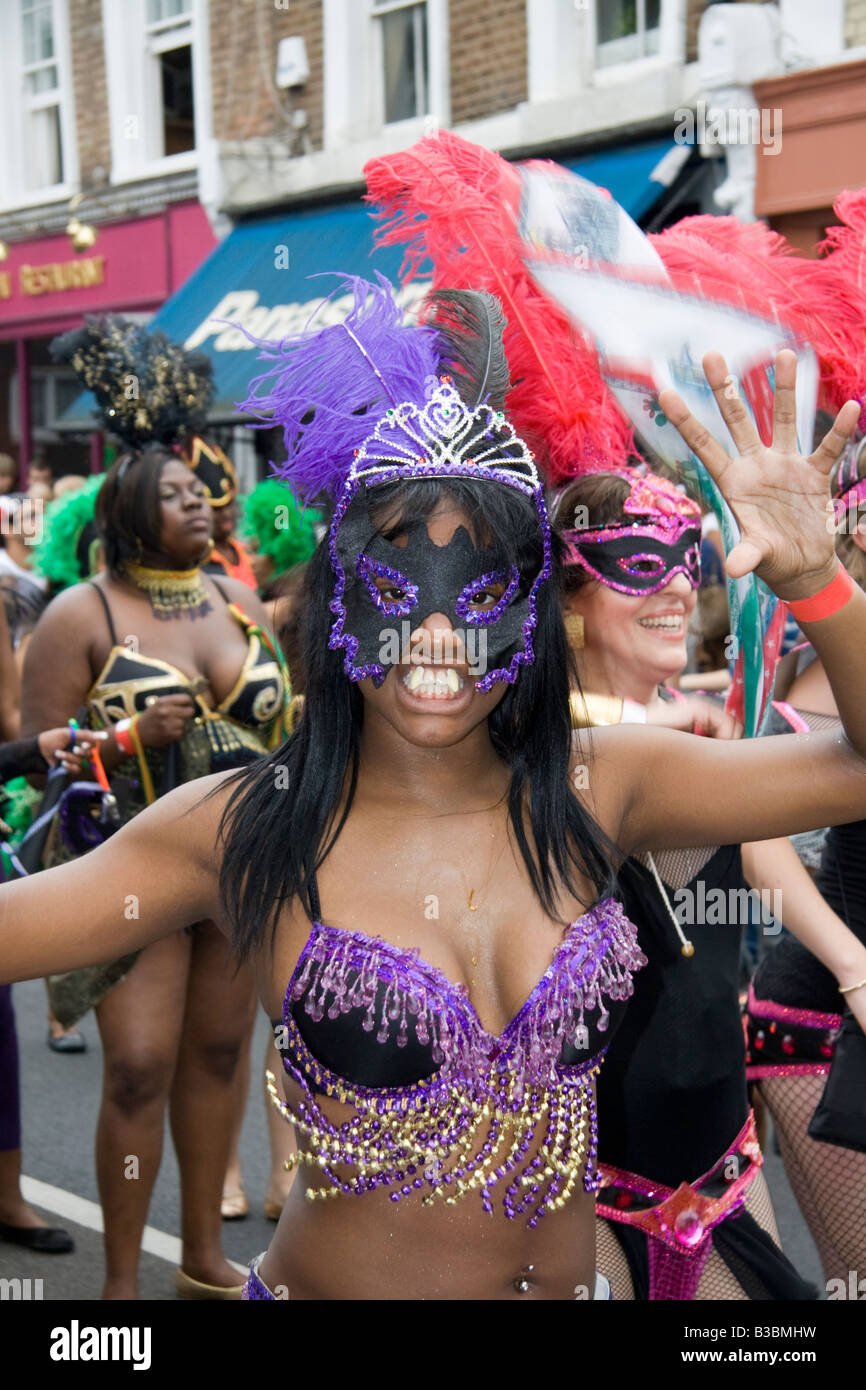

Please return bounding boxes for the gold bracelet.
[838,977,866,996]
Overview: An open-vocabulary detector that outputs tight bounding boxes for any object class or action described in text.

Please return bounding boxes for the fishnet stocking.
[640,846,719,892]
[759,1074,866,1285]
[596,1215,637,1301]
[596,1171,783,1300]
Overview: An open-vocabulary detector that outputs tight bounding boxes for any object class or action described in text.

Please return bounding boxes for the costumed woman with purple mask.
[0,276,865,1300]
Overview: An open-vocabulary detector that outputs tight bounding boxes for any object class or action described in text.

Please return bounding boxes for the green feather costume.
[239,479,319,577]
[34,474,105,590]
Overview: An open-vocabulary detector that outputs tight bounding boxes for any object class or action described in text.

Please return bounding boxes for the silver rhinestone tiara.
[347,377,541,494]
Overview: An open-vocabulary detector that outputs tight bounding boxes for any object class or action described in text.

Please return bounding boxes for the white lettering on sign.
[184,283,429,353]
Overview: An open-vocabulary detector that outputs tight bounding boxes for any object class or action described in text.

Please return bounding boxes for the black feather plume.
[423,290,510,410]
[50,314,214,449]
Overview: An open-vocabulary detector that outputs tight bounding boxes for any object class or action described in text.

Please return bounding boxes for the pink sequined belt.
[745,983,841,1080]
[596,1112,763,1301]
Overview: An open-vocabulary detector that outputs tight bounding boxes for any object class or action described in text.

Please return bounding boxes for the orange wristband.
[786,565,856,623]
[114,718,136,757]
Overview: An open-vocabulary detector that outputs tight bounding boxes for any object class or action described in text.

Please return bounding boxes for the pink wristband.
[786,565,856,623]
[114,718,136,757]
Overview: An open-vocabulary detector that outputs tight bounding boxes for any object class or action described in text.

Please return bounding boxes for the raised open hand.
[659,350,861,600]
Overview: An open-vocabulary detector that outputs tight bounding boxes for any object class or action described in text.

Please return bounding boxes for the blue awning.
[61,139,676,425]
[148,201,411,419]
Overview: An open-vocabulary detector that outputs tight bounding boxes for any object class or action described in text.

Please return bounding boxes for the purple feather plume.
[239,274,441,503]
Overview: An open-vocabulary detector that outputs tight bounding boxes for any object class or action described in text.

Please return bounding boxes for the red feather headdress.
[649,209,865,423]
[811,189,866,424]
[365,131,634,483]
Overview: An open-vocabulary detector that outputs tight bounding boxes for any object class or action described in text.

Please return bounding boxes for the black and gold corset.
[86,585,290,782]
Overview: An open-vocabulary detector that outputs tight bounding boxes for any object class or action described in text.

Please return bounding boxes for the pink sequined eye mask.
[562,521,702,595]
[560,472,703,595]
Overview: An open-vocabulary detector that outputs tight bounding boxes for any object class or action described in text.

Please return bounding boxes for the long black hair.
[215,473,617,961]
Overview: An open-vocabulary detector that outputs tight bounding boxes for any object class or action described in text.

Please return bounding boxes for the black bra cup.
[284,982,442,1090]
[274,974,630,1094]
[558,995,630,1068]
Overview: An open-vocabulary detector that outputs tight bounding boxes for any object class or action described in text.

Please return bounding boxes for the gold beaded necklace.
[123,561,212,621]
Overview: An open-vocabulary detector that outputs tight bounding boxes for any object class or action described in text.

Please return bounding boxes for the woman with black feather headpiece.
[14,315,292,1299]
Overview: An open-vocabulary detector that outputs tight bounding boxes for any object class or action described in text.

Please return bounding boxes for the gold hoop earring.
[564,613,585,650]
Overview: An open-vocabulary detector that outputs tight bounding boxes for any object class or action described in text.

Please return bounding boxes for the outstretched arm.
[0,773,231,985]
[594,351,866,856]
[588,721,866,853]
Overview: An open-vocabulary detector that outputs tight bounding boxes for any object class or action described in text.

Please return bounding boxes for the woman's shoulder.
[569,723,674,842]
[43,576,106,612]
[206,574,270,627]
[29,577,108,645]
[207,572,258,605]
[569,723,633,820]
[169,767,243,816]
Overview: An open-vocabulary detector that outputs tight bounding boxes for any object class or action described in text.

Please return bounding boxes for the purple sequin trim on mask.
[355,553,419,618]
[327,462,552,690]
[455,565,520,626]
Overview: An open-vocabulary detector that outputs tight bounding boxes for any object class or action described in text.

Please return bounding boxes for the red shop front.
[0,200,216,483]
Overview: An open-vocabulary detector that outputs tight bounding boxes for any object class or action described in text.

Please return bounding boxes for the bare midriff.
[257,1081,599,1301]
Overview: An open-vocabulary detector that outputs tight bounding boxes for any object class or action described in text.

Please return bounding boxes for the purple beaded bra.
[267,899,646,1226]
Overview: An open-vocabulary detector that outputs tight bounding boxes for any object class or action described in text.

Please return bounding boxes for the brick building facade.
[4,1,866,243]
[7,0,836,243]
[209,0,325,152]
[68,0,110,191]
[449,0,528,126]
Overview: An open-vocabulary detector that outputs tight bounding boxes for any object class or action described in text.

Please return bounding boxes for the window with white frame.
[20,0,67,189]
[145,0,196,157]
[372,0,430,125]
[102,0,207,181]
[596,0,661,67]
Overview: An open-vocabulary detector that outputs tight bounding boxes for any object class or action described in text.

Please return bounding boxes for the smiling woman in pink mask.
[555,466,866,1301]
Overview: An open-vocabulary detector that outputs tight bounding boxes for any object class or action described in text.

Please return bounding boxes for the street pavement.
[2,976,825,1301]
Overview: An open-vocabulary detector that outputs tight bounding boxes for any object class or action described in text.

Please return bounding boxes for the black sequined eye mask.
[334,514,533,687]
